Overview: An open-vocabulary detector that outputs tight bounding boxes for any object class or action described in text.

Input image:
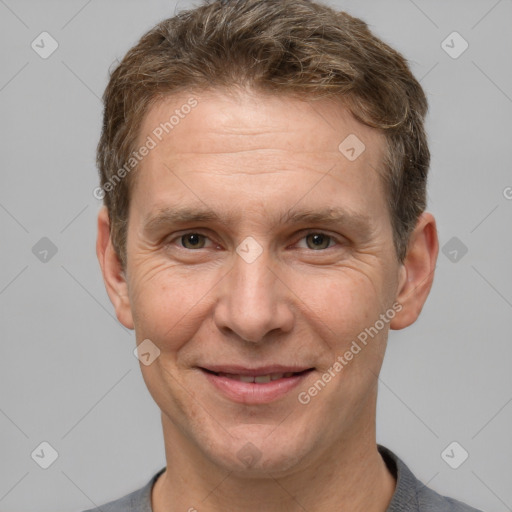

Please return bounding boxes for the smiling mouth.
[201,368,313,383]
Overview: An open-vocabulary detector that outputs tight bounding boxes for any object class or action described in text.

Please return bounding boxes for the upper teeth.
[218,372,295,383]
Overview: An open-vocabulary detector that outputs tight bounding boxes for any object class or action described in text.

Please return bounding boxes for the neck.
[152,416,396,512]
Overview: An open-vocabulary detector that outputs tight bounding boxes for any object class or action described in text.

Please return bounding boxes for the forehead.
[130,88,389,226]
[139,88,385,155]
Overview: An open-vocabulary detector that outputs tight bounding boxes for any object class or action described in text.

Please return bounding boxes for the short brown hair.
[97,0,429,270]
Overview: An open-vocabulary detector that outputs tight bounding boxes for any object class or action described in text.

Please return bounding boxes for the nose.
[213,244,294,343]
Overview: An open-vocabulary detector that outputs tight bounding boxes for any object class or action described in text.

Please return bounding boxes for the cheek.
[293,268,382,343]
[128,258,225,358]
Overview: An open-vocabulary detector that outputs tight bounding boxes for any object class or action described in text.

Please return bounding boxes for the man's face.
[116,89,405,474]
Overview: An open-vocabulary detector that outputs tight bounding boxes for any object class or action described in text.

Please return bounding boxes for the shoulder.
[378,445,484,512]
[417,489,484,512]
[79,467,166,512]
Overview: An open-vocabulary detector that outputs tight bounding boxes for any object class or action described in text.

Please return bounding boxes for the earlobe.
[96,206,134,330]
[390,212,439,330]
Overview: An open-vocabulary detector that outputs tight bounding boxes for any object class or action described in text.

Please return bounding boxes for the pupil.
[309,233,328,250]
[184,233,202,248]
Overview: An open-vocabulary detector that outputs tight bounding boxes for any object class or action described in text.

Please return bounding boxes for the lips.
[203,368,310,383]
[217,371,297,383]
[199,366,314,403]
[200,365,313,375]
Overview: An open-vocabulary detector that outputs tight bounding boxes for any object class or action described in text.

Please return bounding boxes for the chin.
[203,425,313,477]
[217,448,306,477]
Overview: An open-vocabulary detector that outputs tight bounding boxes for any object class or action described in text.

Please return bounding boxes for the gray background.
[0,0,511,510]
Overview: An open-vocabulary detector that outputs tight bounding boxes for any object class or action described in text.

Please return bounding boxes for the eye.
[297,232,338,250]
[177,232,212,250]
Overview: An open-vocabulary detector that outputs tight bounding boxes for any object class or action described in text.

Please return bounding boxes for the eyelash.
[167,230,343,251]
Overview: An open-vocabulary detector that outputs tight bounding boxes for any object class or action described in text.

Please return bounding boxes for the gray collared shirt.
[81,445,483,511]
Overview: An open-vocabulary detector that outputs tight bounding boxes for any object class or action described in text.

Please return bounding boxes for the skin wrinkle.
[132,228,386,324]
[140,206,376,247]
[97,87,438,512]
[163,156,352,174]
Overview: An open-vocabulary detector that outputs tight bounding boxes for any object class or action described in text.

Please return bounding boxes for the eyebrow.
[142,205,372,235]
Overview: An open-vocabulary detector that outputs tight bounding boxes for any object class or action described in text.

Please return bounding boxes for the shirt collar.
[378,444,420,511]
[145,445,420,511]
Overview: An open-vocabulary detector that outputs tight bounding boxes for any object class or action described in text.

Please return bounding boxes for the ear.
[96,206,134,330]
[390,212,439,330]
